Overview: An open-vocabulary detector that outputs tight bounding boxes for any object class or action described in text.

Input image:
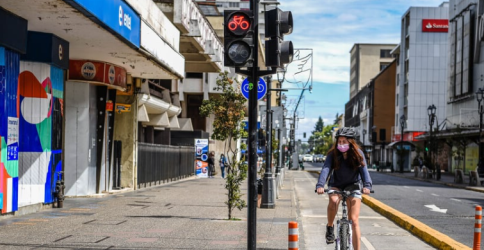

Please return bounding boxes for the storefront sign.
[106,101,114,111]
[21,32,70,70]
[422,19,449,32]
[115,104,131,113]
[392,131,425,142]
[69,60,127,90]
[68,0,141,47]
[195,139,209,178]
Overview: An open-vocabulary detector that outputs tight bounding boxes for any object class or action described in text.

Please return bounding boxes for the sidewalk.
[0,174,297,249]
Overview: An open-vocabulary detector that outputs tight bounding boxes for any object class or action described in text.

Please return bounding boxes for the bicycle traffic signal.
[224,10,254,67]
[265,8,294,68]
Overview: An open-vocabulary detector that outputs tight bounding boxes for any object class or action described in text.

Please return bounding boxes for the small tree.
[200,71,247,220]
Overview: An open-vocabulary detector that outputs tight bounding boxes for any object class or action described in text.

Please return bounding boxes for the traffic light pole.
[247,1,259,249]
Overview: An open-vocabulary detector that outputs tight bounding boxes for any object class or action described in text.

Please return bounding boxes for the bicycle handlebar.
[314,189,375,194]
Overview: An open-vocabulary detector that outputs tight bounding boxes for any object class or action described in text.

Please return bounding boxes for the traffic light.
[265,8,294,68]
[303,132,306,138]
[224,10,254,67]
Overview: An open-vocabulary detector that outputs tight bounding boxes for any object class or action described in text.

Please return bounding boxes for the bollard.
[474,206,482,250]
[288,221,299,250]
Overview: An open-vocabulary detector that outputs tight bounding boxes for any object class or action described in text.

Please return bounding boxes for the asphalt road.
[303,161,484,248]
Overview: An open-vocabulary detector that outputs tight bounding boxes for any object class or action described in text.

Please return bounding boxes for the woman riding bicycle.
[316,127,372,250]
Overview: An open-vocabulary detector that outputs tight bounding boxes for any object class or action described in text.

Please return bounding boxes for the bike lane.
[293,169,436,249]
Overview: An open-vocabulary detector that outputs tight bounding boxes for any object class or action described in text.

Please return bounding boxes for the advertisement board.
[422,19,449,32]
[195,139,209,178]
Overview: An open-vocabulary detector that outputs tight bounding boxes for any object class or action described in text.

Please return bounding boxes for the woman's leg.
[327,189,341,226]
[347,197,362,250]
[221,167,225,178]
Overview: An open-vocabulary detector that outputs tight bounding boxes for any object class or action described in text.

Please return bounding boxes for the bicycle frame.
[328,189,355,250]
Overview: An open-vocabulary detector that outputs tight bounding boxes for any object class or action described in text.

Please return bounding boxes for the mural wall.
[0,47,20,213]
[0,47,64,213]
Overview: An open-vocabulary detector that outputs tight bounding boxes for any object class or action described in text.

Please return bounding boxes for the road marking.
[450,198,461,202]
[372,223,381,227]
[301,215,386,219]
[416,189,423,192]
[361,237,376,250]
[425,204,447,213]
[431,193,439,197]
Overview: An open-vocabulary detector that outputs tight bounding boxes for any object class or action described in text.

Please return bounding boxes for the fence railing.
[138,143,195,188]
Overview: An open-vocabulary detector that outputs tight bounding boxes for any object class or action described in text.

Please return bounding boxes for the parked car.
[303,154,313,162]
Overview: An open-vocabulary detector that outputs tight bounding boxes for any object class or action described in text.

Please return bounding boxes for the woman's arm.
[316,153,333,189]
[358,150,372,190]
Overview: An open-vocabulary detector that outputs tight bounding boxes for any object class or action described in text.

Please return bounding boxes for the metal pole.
[429,115,433,177]
[400,125,404,173]
[479,103,483,175]
[248,0,259,249]
[262,76,275,208]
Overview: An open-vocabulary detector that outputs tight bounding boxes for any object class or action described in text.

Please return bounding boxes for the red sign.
[422,19,449,32]
[392,132,425,142]
[106,101,114,111]
[69,60,127,90]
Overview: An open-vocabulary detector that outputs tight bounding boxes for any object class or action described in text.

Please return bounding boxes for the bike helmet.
[335,127,357,139]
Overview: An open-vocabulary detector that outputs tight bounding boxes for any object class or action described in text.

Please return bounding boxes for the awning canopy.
[387,141,416,150]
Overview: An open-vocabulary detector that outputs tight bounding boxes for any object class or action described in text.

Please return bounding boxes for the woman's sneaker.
[326,225,335,244]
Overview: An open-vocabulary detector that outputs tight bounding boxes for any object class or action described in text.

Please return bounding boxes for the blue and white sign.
[7,117,18,161]
[241,77,267,100]
[72,0,141,47]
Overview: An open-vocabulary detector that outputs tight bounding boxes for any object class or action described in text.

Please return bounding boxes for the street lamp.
[427,104,437,178]
[476,88,484,175]
[399,114,406,173]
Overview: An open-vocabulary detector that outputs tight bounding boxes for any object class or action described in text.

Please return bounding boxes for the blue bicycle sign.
[241,77,267,100]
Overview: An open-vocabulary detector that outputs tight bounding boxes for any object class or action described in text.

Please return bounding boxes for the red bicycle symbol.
[228,15,249,31]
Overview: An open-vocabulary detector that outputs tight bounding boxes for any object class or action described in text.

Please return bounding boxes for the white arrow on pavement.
[425,204,447,213]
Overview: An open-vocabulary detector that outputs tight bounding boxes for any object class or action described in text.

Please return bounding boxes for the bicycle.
[316,188,374,250]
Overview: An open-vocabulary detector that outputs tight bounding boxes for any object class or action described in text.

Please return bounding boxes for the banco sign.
[422,19,449,32]
[119,6,132,30]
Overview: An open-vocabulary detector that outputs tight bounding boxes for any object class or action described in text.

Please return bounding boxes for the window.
[380,63,389,71]
[396,93,399,106]
[186,72,203,79]
[380,49,392,58]
[229,2,239,7]
[396,73,400,86]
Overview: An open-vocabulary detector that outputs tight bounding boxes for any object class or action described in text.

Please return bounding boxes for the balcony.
[157,0,224,73]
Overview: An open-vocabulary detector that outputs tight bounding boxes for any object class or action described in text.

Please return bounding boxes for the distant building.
[393,3,449,141]
[349,43,397,98]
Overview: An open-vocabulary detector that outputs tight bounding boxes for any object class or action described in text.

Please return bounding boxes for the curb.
[362,195,471,250]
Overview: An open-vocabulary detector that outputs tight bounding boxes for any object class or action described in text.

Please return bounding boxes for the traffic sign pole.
[248,1,258,249]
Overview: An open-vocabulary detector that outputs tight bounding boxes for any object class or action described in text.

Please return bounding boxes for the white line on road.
[361,237,376,250]
[416,189,423,192]
[450,198,461,202]
[431,193,439,197]
[301,215,387,219]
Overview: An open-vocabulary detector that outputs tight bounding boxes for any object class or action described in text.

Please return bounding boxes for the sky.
[276,0,447,141]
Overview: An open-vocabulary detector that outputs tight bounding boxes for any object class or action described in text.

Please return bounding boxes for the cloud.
[279,0,445,85]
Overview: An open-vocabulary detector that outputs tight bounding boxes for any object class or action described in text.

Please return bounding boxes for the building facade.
[349,43,397,98]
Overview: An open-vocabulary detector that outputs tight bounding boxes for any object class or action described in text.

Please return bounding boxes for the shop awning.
[387,141,416,150]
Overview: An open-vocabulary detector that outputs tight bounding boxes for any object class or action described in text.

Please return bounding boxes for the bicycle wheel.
[339,222,350,250]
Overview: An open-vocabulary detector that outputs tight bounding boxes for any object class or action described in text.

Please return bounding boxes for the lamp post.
[399,114,406,173]
[476,88,484,175]
[427,104,437,178]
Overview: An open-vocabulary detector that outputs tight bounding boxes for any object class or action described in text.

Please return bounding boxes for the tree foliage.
[199,71,247,220]
[312,116,324,134]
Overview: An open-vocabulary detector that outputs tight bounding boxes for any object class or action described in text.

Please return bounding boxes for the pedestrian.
[418,156,424,173]
[207,152,215,178]
[315,127,372,250]
[219,153,227,179]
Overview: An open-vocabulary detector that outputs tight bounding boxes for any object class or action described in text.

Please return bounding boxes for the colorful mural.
[18,62,63,208]
[0,47,20,213]
[0,46,64,214]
